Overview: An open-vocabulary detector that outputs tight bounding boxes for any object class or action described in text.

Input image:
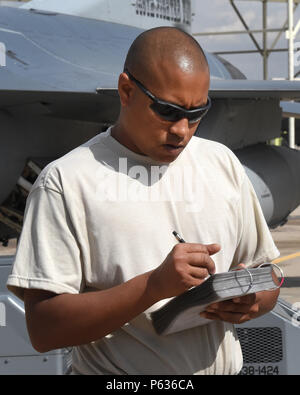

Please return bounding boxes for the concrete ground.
[270,205,300,306]
[1,206,300,306]
[0,238,16,256]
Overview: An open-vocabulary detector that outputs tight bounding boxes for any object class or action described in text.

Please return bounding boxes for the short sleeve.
[231,174,280,269]
[6,185,83,301]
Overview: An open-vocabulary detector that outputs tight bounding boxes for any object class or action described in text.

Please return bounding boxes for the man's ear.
[118,72,134,107]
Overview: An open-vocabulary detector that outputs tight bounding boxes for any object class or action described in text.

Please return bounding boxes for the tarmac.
[270,205,300,306]
[1,206,300,306]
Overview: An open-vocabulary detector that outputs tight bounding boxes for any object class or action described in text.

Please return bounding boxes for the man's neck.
[110,124,146,156]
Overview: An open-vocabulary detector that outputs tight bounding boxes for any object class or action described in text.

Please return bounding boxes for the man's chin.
[151,145,185,163]
[138,144,186,164]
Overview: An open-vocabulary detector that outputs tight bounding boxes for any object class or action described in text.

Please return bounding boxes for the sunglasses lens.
[150,103,178,121]
[186,109,208,124]
[151,102,208,123]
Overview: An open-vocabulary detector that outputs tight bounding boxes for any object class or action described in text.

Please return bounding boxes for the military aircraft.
[1,0,300,247]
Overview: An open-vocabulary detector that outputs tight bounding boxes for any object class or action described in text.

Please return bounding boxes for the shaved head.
[124,27,209,84]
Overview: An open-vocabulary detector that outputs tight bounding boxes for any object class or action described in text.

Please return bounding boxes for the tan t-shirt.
[7,128,279,375]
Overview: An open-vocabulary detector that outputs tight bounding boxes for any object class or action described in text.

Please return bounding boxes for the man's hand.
[200,293,262,324]
[149,243,221,300]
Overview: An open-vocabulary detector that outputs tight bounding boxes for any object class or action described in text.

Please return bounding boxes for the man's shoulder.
[188,136,246,185]
[30,133,104,194]
[189,136,240,163]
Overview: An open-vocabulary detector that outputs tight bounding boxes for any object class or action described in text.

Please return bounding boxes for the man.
[7,27,280,375]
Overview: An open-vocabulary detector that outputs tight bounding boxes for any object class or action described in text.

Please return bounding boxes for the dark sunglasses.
[124,68,211,124]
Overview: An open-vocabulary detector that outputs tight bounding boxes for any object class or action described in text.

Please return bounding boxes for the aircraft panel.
[21,0,193,32]
[0,90,119,123]
[0,7,142,91]
[209,80,300,100]
[237,0,300,3]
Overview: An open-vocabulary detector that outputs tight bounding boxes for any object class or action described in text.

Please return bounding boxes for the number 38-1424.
[240,365,279,375]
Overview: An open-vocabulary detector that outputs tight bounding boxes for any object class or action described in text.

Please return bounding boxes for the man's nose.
[168,118,189,138]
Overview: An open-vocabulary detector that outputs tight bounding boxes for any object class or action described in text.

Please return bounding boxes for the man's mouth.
[163,144,185,150]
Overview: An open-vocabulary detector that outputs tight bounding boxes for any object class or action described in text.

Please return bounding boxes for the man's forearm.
[25,270,159,353]
[256,287,280,316]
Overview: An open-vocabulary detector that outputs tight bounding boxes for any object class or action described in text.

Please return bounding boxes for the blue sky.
[192,0,300,80]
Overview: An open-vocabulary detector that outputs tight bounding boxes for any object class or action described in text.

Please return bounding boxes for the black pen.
[172,231,186,243]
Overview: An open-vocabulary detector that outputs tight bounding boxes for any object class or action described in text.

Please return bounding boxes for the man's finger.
[206,243,221,256]
[189,266,210,280]
[200,311,251,324]
[187,253,216,275]
[232,293,256,305]
[206,301,256,314]
[175,243,220,256]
